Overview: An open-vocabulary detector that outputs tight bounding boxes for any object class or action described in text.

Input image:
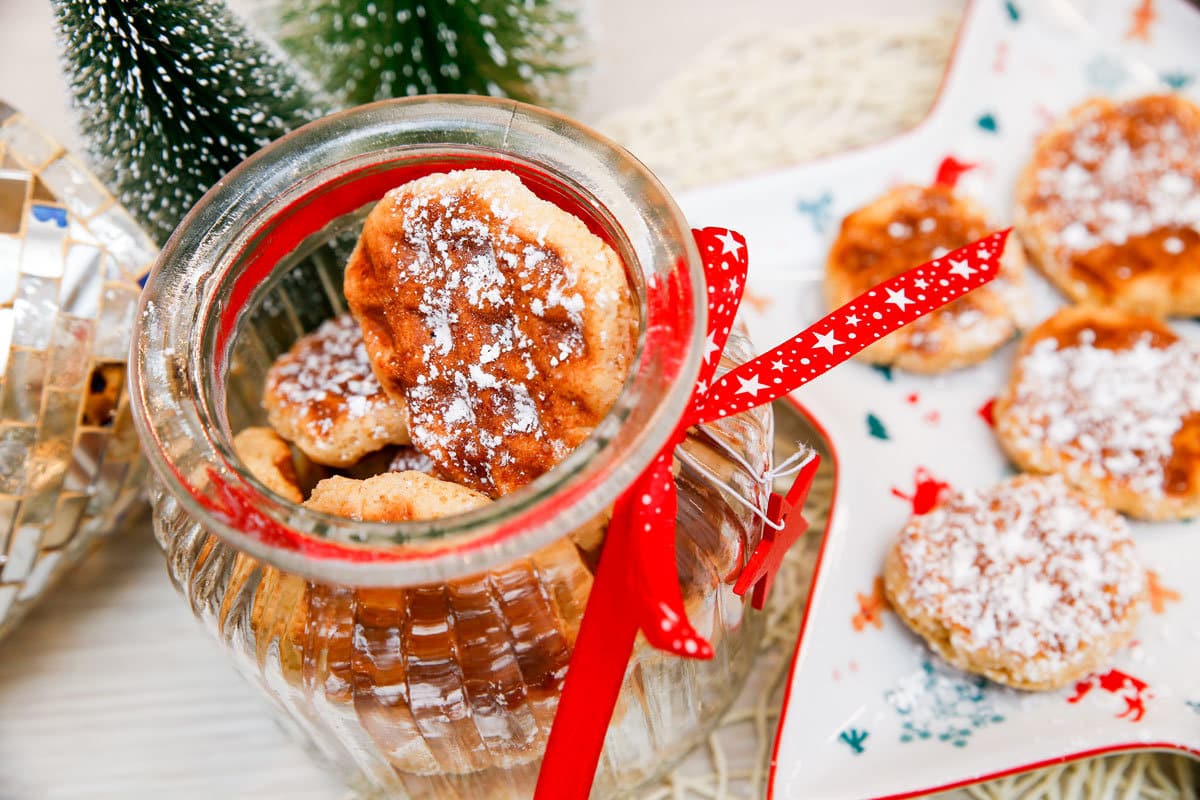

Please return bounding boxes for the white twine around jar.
[683,443,817,532]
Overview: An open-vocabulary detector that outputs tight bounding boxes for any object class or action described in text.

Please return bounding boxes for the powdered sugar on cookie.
[892,476,1144,686]
[392,182,579,487]
[1029,99,1200,255]
[825,183,1030,373]
[268,315,393,430]
[264,313,410,467]
[345,170,636,495]
[1003,332,1200,499]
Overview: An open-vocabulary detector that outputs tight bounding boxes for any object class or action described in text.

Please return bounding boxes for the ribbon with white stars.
[611,227,751,662]
[537,227,1011,800]
[692,227,749,399]
[617,227,750,663]
[536,228,749,799]
[691,229,1011,424]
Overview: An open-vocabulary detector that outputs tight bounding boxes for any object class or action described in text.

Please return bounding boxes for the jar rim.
[130,96,707,586]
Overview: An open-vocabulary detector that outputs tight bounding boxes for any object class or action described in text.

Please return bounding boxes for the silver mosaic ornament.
[0,101,155,638]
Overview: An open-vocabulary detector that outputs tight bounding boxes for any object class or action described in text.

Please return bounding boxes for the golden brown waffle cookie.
[304,471,490,522]
[994,305,1200,521]
[884,475,1145,691]
[344,169,637,496]
[1014,94,1200,316]
[304,472,492,522]
[826,184,1030,373]
[264,313,411,468]
[232,427,303,503]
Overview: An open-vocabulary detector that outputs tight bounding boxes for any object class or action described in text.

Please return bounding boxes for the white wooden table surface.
[0,1,960,797]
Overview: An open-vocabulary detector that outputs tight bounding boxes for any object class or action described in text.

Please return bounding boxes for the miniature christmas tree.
[53,0,331,244]
[270,0,582,108]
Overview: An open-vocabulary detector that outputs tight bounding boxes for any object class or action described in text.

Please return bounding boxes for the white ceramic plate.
[679,1,1200,796]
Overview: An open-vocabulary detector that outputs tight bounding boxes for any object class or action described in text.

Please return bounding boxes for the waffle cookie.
[826,183,1030,373]
[232,427,303,503]
[884,475,1145,691]
[345,169,638,496]
[1014,94,1200,316]
[305,471,490,522]
[994,305,1200,521]
[264,313,411,468]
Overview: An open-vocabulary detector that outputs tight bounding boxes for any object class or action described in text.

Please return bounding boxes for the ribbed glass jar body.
[151,340,768,798]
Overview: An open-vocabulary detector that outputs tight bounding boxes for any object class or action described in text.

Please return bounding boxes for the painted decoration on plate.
[887,660,1007,748]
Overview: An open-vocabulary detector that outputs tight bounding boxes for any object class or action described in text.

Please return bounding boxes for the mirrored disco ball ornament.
[0,101,155,638]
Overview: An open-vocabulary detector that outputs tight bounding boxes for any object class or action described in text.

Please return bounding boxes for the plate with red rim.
[679,0,1200,797]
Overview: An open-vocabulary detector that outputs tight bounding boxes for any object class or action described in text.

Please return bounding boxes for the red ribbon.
[535,227,1011,799]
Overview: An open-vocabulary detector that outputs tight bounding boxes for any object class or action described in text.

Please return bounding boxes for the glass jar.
[132,97,771,798]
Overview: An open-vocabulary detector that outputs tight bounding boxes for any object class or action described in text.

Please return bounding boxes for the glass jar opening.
[132,97,707,586]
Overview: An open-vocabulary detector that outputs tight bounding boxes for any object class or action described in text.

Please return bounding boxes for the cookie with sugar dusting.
[233,427,303,504]
[305,471,491,522]
[387,446,436,476]
[826,184,1031,373]
[1015,94,1200,316]
[884,474,1145,691]
[264,313,411,468]
[994,305,1200,521]
[344,169,637,496]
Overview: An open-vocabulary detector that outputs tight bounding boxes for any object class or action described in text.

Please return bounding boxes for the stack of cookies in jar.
[823,94,1200,691]
[206,167,768,790]
[241,169,637,522]
[229,171,638,761]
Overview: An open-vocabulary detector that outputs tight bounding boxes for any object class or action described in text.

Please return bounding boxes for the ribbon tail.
[630,451,713,660]
[691,229,1012,424]
[534,496,640,799]
[692,227,750,396]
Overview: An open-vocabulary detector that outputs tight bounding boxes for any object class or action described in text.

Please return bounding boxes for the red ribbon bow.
[536,226,1011,798]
